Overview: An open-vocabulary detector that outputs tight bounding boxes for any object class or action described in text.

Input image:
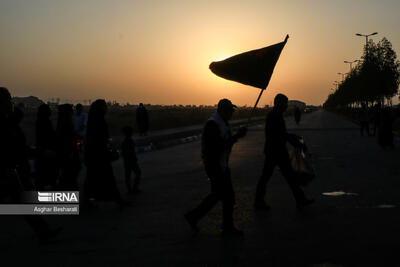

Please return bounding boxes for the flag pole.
[246,88,265,127]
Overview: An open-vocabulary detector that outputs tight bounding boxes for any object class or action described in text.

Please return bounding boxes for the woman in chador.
[83,99,127,207]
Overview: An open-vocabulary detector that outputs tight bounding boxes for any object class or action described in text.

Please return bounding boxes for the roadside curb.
[131,117,265,153]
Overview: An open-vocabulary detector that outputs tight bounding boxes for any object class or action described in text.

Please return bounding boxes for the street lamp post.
[356,32,378,46]
[344,60,360,72]
[338,72,345,81]
[356,32,378,58]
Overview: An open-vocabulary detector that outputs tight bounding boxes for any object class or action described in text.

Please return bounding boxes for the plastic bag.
[289,138,315,186]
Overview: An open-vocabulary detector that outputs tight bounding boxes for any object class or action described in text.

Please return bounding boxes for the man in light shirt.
[184,99,247,236]
[74,103,87,151]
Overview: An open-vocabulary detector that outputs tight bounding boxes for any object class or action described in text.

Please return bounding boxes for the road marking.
[322,191,358,196]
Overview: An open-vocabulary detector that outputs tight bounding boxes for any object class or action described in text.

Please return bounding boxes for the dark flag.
[209,35,289,90]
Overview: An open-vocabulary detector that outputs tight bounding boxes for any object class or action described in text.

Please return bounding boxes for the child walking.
[121,126,142,193]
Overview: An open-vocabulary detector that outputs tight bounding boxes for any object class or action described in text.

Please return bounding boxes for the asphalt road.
[1,109,400,267]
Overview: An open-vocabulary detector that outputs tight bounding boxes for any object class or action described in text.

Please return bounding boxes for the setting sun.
[213,54,232,62]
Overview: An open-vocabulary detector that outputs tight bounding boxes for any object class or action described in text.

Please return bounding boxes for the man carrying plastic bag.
[254,94,314,210]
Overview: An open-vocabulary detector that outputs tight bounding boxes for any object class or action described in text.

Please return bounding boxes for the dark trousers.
[255,152,306,204]
[187,164,235,229]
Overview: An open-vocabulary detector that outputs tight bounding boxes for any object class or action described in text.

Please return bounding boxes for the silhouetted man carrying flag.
[185,99,247,235]
[254,94,314,210]
[186,35,292,234]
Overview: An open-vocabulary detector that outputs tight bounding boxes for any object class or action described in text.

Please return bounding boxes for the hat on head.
[217,98,237,111]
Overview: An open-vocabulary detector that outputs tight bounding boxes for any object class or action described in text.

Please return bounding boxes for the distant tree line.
[106,105,268,136]
[324,37,400,108]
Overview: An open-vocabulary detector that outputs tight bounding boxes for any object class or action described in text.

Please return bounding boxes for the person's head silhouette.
[76,103,83,115]
[274,94,288,113]
[217,98,237,121]
[89,99,107,119]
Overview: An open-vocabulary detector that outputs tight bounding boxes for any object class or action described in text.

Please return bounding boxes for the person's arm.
[287,133,301,146]
[231,127,247,144]
[287,133,307,151]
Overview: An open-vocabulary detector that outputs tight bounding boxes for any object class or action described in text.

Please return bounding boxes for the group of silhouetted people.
[0,87,147,242]
[359,102,394,149]
[34,103,81,190]
[1,88,147,198]
[33,99,143,207]
[1,87,63,242]
[33,99,143,204]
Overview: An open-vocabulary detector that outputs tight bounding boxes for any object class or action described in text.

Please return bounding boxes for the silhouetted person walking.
[371,103,382,137]
[83,100,127,208]
[74,103,87,152]
[121,126,142,193]
[255,94,313,210]
[0,87,61,243]
[35,104,59,189]
[10,107,36,190]
[185,99,247,235]
[136,103,149,136]
[294,106,301,125]
[359,103,370,136]
[378,106,394,149]
[56,104,81,190]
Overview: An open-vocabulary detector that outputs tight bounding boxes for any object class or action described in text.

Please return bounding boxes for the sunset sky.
[1,0,399,106]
